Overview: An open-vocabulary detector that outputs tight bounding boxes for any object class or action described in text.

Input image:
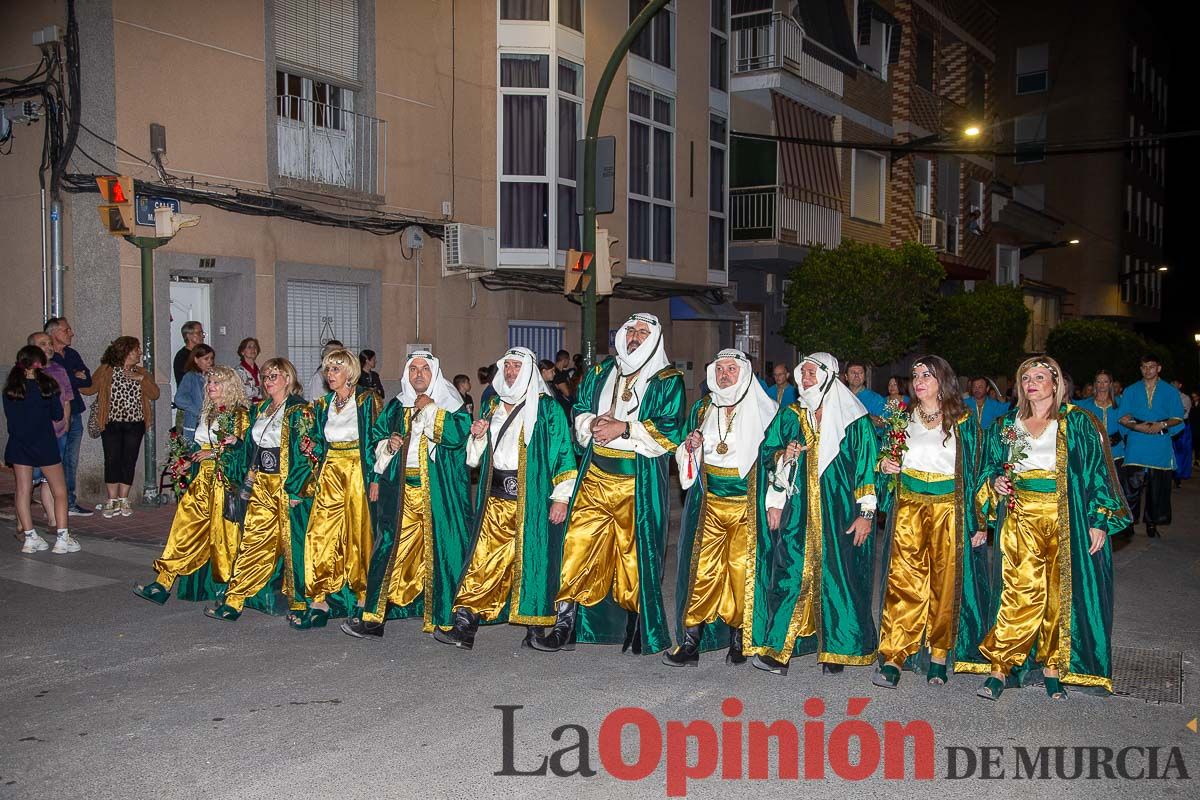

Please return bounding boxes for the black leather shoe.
[821,663,845,674]
[726,627,747,665]
[521,626,543,649]
[340,617,384,640]
[1147,524,1160,538]
[432,607,479,649]
[530,601,576,652]
[621,612,643,655]
[752,653,789,676]
[662,625,702,667]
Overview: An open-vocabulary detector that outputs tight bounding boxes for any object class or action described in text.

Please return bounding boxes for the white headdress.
[490,346,545,445]
[398,350,465,413]
[705,349,778,478]
[794,352,867,476]
[613,313,671,410]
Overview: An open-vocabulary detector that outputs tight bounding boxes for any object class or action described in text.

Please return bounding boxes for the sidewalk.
[0,466,177,544]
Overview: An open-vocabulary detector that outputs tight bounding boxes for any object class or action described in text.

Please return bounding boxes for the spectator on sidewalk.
[453,373,474,418]
[5,345,74,554]
[845,361,886,429]
[479,363,498,407]
[235,337,263,403]
[306,340,343,401]
[552,349,573,401]
[28,331,73,528]
[172,321,206,388]
[768,362,798,406]
[175,344,215,442]
[80,336,160,519]
[45,316,93,516]
[539,359,570,413]
[359,349,385,396]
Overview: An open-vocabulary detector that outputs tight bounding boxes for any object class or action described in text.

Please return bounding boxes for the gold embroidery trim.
[703,463,739,478]
[642,419,678,454]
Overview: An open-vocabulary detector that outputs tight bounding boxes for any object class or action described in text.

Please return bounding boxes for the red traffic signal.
[95,175,134,236]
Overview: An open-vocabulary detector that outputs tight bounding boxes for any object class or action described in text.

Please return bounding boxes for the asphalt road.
[1,488,1198,799]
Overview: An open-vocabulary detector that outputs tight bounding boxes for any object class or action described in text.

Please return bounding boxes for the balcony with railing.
[731,12,844,97]
[730,186,842,250]
[274,94,386,197]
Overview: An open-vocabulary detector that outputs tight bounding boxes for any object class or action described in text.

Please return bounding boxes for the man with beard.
[341,350,472,639]
[748,352,880,675]
[664,349,777,667]
[433,347,577,649]
[531,313,685,655]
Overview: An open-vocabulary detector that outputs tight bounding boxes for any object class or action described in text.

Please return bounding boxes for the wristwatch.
[621,422,632,439]
[858,508,876,521]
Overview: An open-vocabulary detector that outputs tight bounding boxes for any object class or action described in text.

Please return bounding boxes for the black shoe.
[726,627,747,665]
[621,612,643,655]
[432,607,479,649]
[530,601,576,652]
[340,617,385,640]
[1147,525,1160,538]
[521,626,543,649]
[662,625,702,667]
[821,663,845,674]
[751,654,789,676]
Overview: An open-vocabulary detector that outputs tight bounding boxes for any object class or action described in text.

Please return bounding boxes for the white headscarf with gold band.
[794,352,867,477]
[490,346,546,445]
[398,350,464,412]
[705,349,778,478]
[613,312,671,410]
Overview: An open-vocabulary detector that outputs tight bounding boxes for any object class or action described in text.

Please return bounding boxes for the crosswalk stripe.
[0,556,119,591]
[73,538,159,565]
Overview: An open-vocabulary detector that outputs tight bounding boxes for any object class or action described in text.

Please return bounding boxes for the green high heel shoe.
[288,607,329,630]
[132,581,169,605]
[1044,677,1067,700]
[871,664,901,688]
[927,662,948,685]
[204,603,241,622]
[976,676,1004,700]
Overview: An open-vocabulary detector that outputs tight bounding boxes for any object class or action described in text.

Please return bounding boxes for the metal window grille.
[286,280,363,388]
[508,321,564,363]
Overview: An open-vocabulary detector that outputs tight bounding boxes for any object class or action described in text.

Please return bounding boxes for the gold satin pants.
[454,497,519,621]
[877,494,958,664]
[304,446,371,604]
[224,473,285,612]
[683,493,751,628]
[154,458,240,588]
[980,489,1062,672]
[376,481,428,615]
[556,466,639,612]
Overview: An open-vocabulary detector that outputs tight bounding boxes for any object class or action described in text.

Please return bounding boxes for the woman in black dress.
[4,345,75,554]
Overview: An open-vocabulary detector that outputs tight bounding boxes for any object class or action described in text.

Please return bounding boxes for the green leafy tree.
[927,283,1030,378]
[1045,319,1175,386]
[782,241,944,365]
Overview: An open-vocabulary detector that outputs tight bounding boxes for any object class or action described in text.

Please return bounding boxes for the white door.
[169,280,212,391]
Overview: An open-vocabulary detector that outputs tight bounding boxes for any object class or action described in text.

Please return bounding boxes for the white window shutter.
[276,0,360,84]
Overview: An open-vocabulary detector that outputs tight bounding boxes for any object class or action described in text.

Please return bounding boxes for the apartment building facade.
[0,0,736,495]
[994,0,1168,335]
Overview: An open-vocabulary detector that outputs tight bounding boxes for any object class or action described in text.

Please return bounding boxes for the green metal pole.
[126,235,170,502]
[579,0,669,369]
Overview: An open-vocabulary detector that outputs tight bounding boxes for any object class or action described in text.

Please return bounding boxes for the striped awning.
[771,91,842,210]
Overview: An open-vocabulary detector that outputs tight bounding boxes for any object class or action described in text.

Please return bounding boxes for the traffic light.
[595,227,622,296]
[564,247,593,295]
[95,175,134,236]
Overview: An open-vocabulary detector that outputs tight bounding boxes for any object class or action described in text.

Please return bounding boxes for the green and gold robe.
[569,359,686,653]
[746,405,879,664]
[362,397,472,629]
[974,404,1131,691]
[875,412,991,673]
[458,393,577,624]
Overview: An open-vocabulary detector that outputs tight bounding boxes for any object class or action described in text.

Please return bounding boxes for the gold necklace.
[621,373,638,402]
[715,407,736,454]
[333,391,353,412]
[916,403,941,425]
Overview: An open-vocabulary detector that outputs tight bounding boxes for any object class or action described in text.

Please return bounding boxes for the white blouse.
[902,417,957,476]
[193,414,220,447]
[324,396,359,443]
[1013,417,1058,473]
[251,404,286,448]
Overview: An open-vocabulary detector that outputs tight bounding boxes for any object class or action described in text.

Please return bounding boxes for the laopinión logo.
[495,699,1191,796]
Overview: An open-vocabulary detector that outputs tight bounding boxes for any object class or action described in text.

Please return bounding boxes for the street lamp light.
[1118,265,1169,281]
[1019,238,1081,259]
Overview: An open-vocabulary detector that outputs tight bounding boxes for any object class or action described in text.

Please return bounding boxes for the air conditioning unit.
[441,223,497,277]
[917,214,947,252]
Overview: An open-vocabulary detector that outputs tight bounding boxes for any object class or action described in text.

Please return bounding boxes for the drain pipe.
[49,198,64,317]
[40,188,48,319]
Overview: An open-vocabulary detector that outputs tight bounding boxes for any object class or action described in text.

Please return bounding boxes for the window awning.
[771,92,842,211]
[670,296,743,322]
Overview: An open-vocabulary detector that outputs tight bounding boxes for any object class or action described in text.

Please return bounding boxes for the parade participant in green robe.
[664,349,776,667]
[974,356,1130,701]
[292,350,383,629]
[205,358,317,621]
[873,355,991,688]
[434,347,577,649]
[531,313,686,655]
[340,350,472,639]
[748,352,879,675]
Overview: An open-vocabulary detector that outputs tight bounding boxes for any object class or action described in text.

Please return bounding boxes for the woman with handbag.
[78,336,160,519]
[206,358,318,621]
[133,366,248,605]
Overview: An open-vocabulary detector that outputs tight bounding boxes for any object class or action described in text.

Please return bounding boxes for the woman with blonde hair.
[133,366,249,605]
[206,358,318,621]
[974,355,1129,701]
[290,347,382,629]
